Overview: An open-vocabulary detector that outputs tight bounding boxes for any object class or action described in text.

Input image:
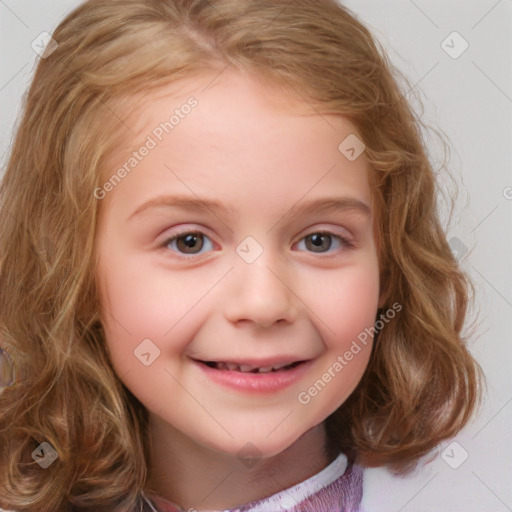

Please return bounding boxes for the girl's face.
[95,70,381,459]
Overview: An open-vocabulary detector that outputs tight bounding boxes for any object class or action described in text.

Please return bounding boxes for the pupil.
[178,233,203,253]
[309,233,330,252]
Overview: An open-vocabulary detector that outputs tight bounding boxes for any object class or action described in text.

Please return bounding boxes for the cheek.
[97,249,220,381]
[96,254,183,370]
[308,263,380,347]
[99,252,185,334]
[295,264,379,416]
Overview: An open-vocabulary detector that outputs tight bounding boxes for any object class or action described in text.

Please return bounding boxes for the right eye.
[161,229,215,258]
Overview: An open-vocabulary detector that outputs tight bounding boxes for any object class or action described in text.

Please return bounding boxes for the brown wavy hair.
[0,0,484,510]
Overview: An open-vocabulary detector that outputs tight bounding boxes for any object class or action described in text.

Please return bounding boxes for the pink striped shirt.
[144,452,364,512]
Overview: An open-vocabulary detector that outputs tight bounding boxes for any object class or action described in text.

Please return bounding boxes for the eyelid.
[158,224,356,260]
[159,224,353,244]
[158,225,217,249]
[158,224,214,242]
[296,223,354,241]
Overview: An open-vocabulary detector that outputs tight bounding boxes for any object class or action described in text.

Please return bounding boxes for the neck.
[146,418,332,510]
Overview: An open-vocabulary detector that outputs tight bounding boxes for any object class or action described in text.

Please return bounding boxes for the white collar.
[244,452,348,512]
[145,452,349,512]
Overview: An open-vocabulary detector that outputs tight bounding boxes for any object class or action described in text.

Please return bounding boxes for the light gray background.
[1,1,511,511]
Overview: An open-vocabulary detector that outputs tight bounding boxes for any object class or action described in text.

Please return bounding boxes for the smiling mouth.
[200,361,305,373]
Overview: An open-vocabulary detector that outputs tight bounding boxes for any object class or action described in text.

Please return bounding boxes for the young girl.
[0,1,484,511]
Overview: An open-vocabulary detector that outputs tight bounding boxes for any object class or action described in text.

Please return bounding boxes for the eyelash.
[160,228,355,259]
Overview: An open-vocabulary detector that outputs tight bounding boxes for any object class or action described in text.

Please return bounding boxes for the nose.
[224,251,299,329]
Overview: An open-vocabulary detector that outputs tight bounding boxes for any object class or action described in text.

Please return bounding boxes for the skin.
[95,69,382,510]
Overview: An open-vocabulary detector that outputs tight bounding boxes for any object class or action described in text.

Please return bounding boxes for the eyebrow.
[126,194,371,224]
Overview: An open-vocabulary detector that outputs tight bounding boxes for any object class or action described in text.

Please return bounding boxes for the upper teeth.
[216,362,291,373]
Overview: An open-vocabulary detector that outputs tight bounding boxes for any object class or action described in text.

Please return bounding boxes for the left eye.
[295,232,353,253]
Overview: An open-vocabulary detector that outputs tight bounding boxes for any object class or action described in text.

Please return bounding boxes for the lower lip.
[194,360,313,393]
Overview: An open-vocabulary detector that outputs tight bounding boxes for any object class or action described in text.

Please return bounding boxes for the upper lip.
[192,357,308,367]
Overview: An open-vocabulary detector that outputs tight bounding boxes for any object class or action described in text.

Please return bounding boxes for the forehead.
[111,68,363,159]
[99,69,373,217]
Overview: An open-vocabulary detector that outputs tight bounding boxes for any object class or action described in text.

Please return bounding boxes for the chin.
[207,422,321,462]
